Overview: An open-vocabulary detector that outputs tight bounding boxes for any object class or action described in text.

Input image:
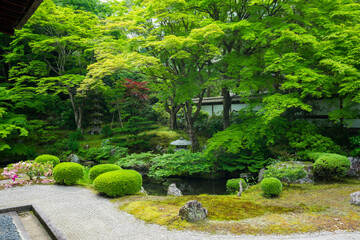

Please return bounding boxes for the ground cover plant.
[115,180,360,235]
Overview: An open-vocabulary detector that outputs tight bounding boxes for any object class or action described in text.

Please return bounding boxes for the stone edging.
[0,204,66,240]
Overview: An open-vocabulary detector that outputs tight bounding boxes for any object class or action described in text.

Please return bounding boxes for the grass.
[79,134,103,149]
[114,179,360,235]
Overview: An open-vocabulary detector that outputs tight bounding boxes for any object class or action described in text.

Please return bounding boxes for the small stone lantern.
[170,137,192,151]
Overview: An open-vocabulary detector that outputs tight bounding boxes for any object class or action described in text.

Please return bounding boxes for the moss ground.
[0,168,5,181]
[114,179,360,235]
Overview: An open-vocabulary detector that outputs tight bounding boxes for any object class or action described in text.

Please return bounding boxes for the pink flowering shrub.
[1,161,54,189]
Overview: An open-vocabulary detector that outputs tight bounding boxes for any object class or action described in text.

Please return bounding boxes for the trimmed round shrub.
[94,170,142,197]
[89,164,122,181]
[313,153,350,181]
[34,154,60,166]
[226,178,247,193]
[53,162,84,185]
[260,177,282,198]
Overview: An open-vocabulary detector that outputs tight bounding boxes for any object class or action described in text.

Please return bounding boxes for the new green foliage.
[0,88,28,154]
[116,152,158,168]
[148,150,214,180]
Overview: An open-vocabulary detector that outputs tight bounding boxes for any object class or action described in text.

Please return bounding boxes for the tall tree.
[6,0,101,130]
[86,0,224,151]
[260,0,360,124]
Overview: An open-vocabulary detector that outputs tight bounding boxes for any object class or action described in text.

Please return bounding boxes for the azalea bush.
[1,161,54,189]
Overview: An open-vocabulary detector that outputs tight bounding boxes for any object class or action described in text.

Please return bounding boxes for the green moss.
[0,168,5,181]
[116,180,360,235]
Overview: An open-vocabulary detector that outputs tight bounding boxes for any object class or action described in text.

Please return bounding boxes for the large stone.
[348,157,360,178]
[258,168,265,182]
[67,154,80,164]
[167,183,182,196]
[349,191,360,206]
[179,200,208,222]
[139,187,148,195]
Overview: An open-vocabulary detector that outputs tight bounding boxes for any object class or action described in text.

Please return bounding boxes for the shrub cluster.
[89,164,122,180]
[307,152,330,162]
[264,163,307,186]
[53,162,84,185]
[34,154,60,166]
[260,177,282,198]
[313,153,350,181]
[94,170,142,197]
[226,178,247,193]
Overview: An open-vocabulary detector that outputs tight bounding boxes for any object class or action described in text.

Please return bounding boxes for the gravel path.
[0,185,359,240]
[0,215,21,240]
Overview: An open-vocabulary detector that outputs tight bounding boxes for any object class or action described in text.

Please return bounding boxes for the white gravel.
[0,185,359,240]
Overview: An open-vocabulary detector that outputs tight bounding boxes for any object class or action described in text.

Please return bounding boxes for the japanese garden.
[0,0,359,239]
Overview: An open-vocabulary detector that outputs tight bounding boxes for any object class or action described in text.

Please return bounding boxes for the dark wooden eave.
[0,0,43,35]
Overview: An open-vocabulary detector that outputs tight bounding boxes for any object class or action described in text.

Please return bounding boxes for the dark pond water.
[142,177,228,196]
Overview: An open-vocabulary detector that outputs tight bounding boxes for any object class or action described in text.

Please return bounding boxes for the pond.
[142,177,228,196]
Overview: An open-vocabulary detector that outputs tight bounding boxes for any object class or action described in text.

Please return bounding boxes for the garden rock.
[67,154,80,164]
[179,200,208,222]
[348,157,360,178]
[83,161,95,167]
[240,172,252,180]
[167,183,182,196]
[139,187,148,195]
[258,168,265,182]
[349,191,360,206]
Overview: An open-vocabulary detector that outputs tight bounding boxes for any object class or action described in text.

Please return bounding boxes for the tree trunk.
[183,89,206,152]
[340,97,344,128]
[165,98,182,130]
[116,102,123,127]
[169,111,177,130]
[68,88,83,130]
[222,87,231,129]
[183,103,200,152]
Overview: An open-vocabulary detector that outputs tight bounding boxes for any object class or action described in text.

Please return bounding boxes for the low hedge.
[260,177,282,198]
[53,162,84,185]
[34,154,60,166]
[313,153,350,181]
[226,178,247,193]
[89,164,122,180]
[94,170,142,197]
